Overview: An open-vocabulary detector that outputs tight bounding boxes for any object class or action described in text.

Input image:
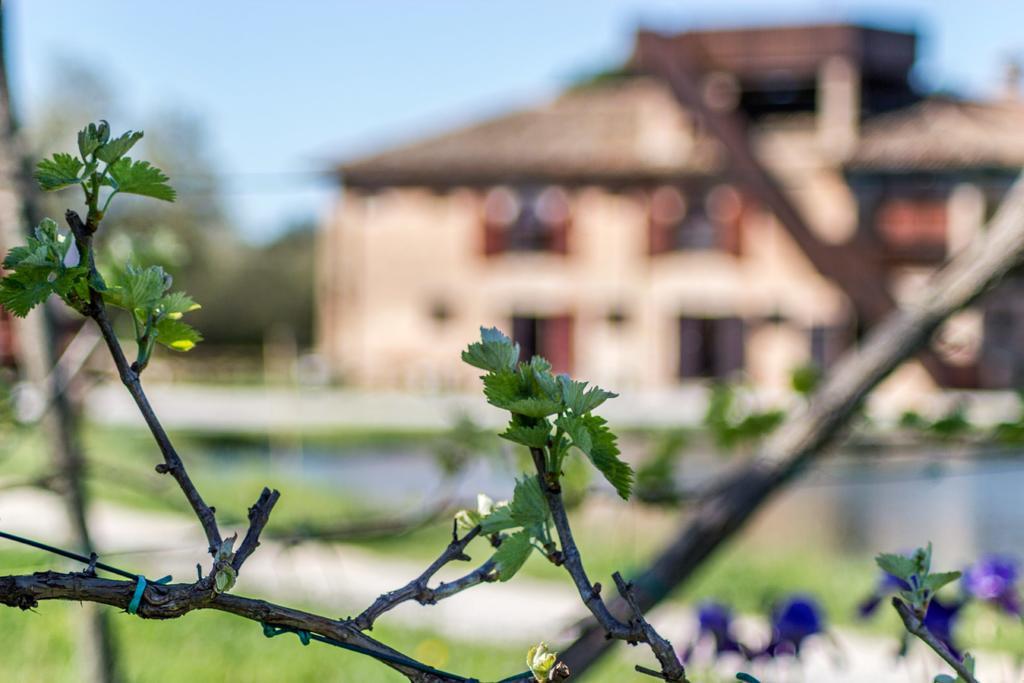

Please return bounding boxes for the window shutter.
[542,315,574,374]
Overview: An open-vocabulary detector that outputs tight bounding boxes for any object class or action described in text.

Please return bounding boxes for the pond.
[200,438,1024,565]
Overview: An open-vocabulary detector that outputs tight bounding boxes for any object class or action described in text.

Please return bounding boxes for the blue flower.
[962,554,1021,616]
[683,601,746,662]
[922,597,964,659]
[759,595,825,657]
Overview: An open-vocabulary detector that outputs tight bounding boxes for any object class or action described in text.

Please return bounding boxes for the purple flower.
[962,555,1021,616]
[922,597,964,659]
[759,595,825,657]
[683,601,746,662]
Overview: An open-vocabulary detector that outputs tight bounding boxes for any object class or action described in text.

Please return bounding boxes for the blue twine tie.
[262,622,311,645]
[127,574,172,615]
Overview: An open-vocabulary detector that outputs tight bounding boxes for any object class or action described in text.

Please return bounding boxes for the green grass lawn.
[0,548,648,682]
[4,423,1024,678]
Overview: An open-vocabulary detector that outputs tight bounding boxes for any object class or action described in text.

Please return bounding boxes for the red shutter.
[876,198,947,249]
[483,221,505,256]
[0,311,13,365]
[649,187,685,256]
[550,218,570,255]
[542,315,573,375]
[649,219,671,255]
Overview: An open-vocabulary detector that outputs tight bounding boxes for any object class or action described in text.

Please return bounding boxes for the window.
[809,324,847,369]
[483,187,570,255]
[649,185,743,255]
[874,195,947,259]
[512,314,573,374]
[980,303,1024,388]
[678,316,744,379]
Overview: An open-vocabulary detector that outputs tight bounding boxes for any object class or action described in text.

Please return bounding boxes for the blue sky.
[7,1,1024,241]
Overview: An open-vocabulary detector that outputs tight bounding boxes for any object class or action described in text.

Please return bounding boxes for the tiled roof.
[848,97,1024,171]
[340,78,1024,187]
[339,78,722,187]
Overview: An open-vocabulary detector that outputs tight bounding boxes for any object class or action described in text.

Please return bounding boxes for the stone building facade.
[318,23,1024,394]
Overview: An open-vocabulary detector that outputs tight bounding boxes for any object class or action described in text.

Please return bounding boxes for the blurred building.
[318,23,1024,393]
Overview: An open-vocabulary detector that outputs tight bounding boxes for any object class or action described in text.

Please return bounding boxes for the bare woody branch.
[0,570,532,683]
[892,599,979,683]
[65,209,277,564]
[354,524,497,631]
[529,447,687,682]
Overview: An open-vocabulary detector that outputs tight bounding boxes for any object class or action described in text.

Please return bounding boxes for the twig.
[66,209,276,563]
[892,599,978,683]
[232,487,281,572]
[612,572,684,680]
[529,447,687,682]
[354,524,497,630]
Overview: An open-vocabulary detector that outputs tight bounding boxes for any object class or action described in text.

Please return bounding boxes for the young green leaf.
[106,157,176,202]
[922,571,962,594]
[563,414,633,499]
[500,419,552,448]
[0,271,54,317]
[104,264,170,315]
[558,375,617,414]
[483,370,561,418]
[213,565,237,593]
[34,153,84,191]
[154,317,202,352]
[77,121,110,158]
[524,356,561,401]
[480,505,517,534]
[492,530,534,581]
[454,508,481,534]
[509,476,549,528]
[875,552,918,581]
[462,326,519,373]
[159,291,200,319]
[0,219,86,316]
[95,130,143,164]
[526,642,558,682]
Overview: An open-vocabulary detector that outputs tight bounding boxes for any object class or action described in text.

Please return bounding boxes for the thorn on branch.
[85,553,98,577]
[154,463,176,474]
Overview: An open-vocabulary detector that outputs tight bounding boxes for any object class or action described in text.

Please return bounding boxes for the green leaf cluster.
[1,121,192,367]
[526,642,558,682]
[875,542,961,615]
[462,326,633,500]
[0,218,89,317]
[456,477,554,581]
[36,120,174,208]
[103,263,202,365]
